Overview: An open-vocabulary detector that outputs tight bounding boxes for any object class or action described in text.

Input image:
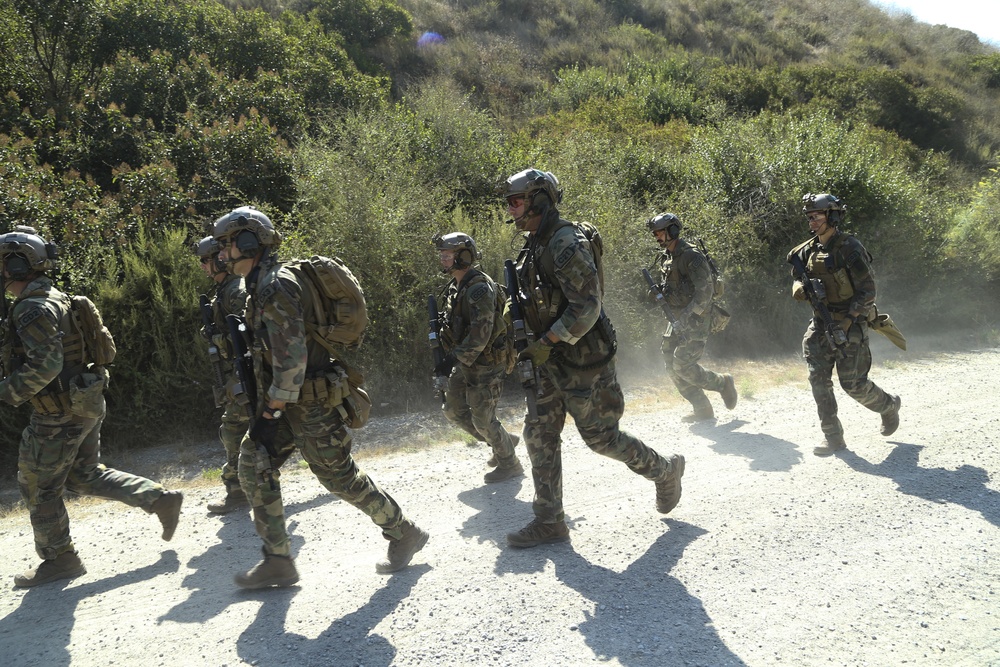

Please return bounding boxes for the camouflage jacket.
[245,256,326,404]
[656,239,714,317]
[789,231,876,317]
[0,277,75,407]
[441,268,499,368]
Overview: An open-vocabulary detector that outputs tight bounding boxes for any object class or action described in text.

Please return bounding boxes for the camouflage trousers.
[238,399,407,558]
[219,396,250,493]
[443,363,516,463]
[803,317,895,439]
[661,319,725,410]
[524,358,673,523]
[17,403,166,559]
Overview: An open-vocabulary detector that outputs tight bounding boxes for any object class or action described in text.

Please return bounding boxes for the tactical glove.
[518,338,553,366]
[434,352,457,377]
[249,415,279,452]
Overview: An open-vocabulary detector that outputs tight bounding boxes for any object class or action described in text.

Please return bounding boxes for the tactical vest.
[441,270,513,370]
[791,235,858,311]
[519,218,616,370]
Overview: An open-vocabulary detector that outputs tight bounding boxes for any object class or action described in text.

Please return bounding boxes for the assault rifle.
[504,259,540,424]
[199,294,226,407]
[226,313,276,489]
[788,253,847,359]
[427,295,448,403]
[642,268,687,343]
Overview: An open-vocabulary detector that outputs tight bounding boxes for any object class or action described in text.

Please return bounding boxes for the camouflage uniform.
[239,256,414,558]
[656,239,728,414]
[205,272,249,496]
[790,232,897,442]
[440,269,517,465]
[516,214,678,524]
[2,277,170,560]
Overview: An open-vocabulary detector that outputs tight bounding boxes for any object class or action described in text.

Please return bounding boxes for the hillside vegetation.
[1,0,998,458]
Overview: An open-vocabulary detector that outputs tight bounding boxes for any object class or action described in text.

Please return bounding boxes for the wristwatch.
[263,407,283,420]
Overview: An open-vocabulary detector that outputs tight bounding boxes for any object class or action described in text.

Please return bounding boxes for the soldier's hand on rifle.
[518,337,554,366]
[249,414,279,452]
[792,280,808,301]
[434,352,457,377]
[433,375,449,394]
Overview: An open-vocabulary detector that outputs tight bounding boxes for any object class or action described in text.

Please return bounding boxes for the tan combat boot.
[682,405,714,423]
[151,490,183,541]
[14,551,86,588]
[207,488,248,514]
[376,521,429,574]
[484,457,524,483]
[881,395,901,437]
[655,454,686,514]
[235,549,299,589]
[813,434,847,457]
[506,519,570,548]
[721,374,738,410]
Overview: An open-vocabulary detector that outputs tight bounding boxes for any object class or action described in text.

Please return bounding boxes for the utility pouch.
[709,303,731,334]
[69,369,107,418]
[322,362,371,429]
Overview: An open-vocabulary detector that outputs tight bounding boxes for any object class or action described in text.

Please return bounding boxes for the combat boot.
[484,458,524,483]
[13,551,86,588]
[235,549,299,589]
[487,433,520,467]
[376,521,429,574]
[682,405,714,423]
[506,519,570,548]
[151,490,183,541]
[721,374,739,410]
[655,454,686,514]
[881,395,901,437]
[207,488,248,514]
[813,434,847,457]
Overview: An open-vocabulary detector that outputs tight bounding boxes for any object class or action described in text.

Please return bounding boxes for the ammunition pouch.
[709,303,731,334]
[68,368,108,418]
[553,311,617,371]
[30,390,72,415]
[299,362,371,429]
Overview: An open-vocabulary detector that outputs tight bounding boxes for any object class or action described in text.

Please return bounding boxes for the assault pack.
[286,255,368,355]
[695,238,725,299]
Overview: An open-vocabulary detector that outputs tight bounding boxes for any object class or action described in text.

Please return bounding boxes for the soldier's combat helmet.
[432,232,481,271]
[646,212,682,240]
[0,226,59,281]
[502,168,562,220]
[212,206,281,255]
[193,235,226,274]
[802,193,846,226]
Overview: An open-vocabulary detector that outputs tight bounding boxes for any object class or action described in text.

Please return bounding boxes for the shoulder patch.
[554,245,574,268]
[17,308,42,328]
[469,283,489,302]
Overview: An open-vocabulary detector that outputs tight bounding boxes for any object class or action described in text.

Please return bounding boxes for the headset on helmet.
[0,226,59,281]
[646,212,682,241]
[802,193,846,226]
[212,206,281,255]
[502,168,562,215]
[433,232,481,271]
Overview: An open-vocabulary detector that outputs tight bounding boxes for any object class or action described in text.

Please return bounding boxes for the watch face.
[268,409,282,419]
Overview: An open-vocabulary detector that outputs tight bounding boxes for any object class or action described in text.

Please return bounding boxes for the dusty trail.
[0,343,998,667]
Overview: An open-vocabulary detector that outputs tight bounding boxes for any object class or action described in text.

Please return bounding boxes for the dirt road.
[1,343,998,666]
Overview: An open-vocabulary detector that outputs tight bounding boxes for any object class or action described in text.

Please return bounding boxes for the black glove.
[434,352,457,377]
[249,415,279,452]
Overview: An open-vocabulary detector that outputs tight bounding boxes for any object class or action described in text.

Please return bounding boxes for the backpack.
[286,255,368,355]
[696,238,725,299]
[490,281,517,375]
[69,295,117,366]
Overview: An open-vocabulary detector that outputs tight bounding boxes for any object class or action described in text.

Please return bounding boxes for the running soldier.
[502,169,686,548]
[2,226,182,588]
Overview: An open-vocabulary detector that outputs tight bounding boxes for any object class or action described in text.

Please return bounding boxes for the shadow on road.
[235,563,430,667]
[2,551,180,667]
[840,442,999,529]
[157,492,336,625]
[690,419,803,472]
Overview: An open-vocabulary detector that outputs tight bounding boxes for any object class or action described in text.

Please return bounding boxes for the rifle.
[226,313,276,489]
[788,252,847,359]
[504,259,540,424]
[199,294,226,407]
[427,295,448,403]
[642,268,687,343]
